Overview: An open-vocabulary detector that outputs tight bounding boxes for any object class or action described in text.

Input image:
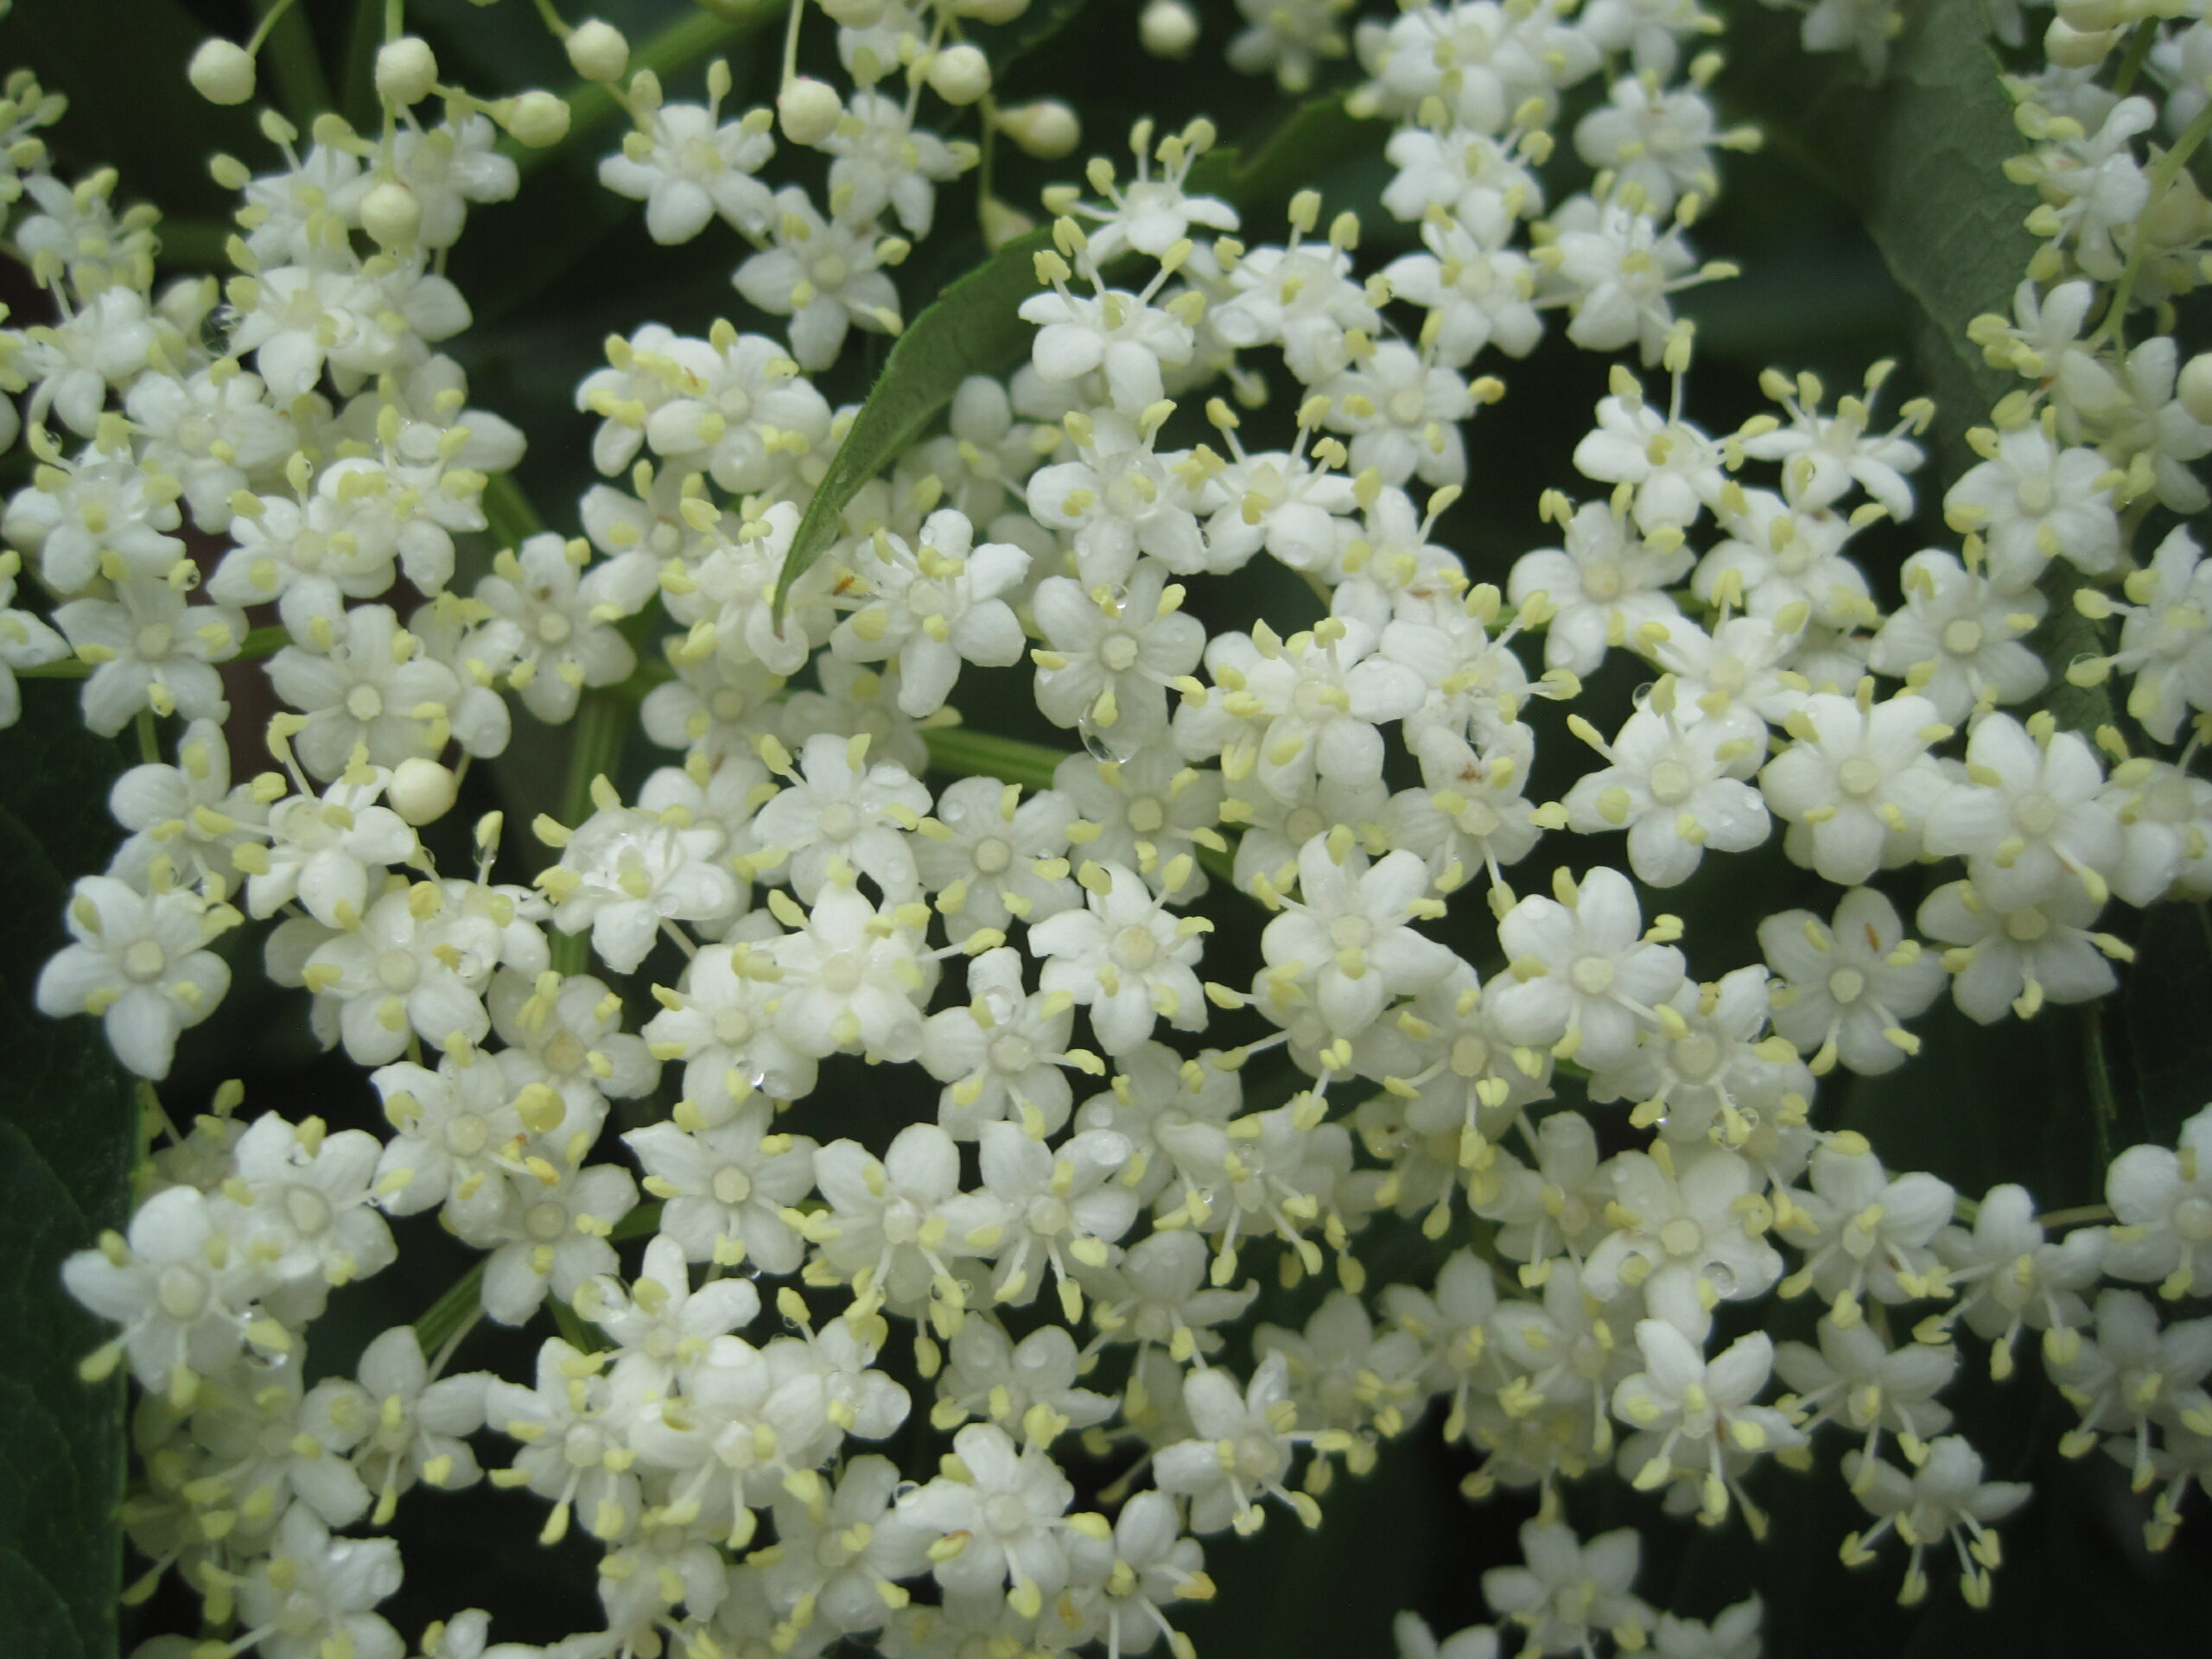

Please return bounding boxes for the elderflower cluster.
[14,2,2212,1657]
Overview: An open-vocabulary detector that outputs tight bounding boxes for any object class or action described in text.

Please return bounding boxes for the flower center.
[712,1166,753,1205]
[1582,563,1623,601]
[1647,759,1694,804]
[1113,925,1160,971]
[376,949,420,992]
[2013,791,2060,838]
[819,803,861,842]
[123,939,167,981]
[1569,955,1614,995]
[1827,967,1867,1005]
[1942,618,1984,655]
[714,1007,755,1045]
[156,1263,207,1321]
[446,1113,488,1156]
[284,1185,333,1236]
[525,1200,568,1242]
[1658,1217,1705,1257]
[973,836,1013,874]
[1837,758,1884,798]
[817,951,864,995]
[1127,797,1166,835]
[346,683,385,722]
[1099,634,1141,672]
[537,612,574,645]
[990,1033,1037,1074]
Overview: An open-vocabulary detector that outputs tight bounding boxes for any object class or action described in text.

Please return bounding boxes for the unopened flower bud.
[389,759,459,827]
[926,43,992,106]
[817,0,889,23]
[1139,0,1199,58]
[360,179,422,248]
[2055,0,2124,29]
[504,89,572,148]
[188,39,257,106]
[778,76,843,146]
[2179,353,2212,427]
[2042,17,2115,68]
[564,19,630,84]
[998,99,1079,161]
[375,36,439,107]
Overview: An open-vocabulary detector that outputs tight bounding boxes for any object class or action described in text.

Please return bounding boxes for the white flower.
[1154,1351,1320,1535]
[917,776,1080,938]
[54,575,242,736]
[754,731,930,902]
[823,90,967,238]
[2105,1103,2212,1298]
[1936,1185,2104,1376]
[1025,408,1211,585]
[1918,876,2122,1024]
[1740,362,1927,522]
[599,92,775,243]
[478,1159,637,1325]
[973,1121,1140,1316]
[811,1123,1000,1314]
[37,874,232,1078]
[106,716,270,898]
[301,880,506,1065]
[920,946,1090,1139]
[1758,887,1945,1076]
[1942,423,2119,590]
[1562,694,1769,887]
[62,1185,270,1401]
[4,451,185,594]
[1758,689,1950,886]
[626,1104,817,1271]
[1255,836,1452,1040]
[1840,1435,2030,1608]
[1019,257,1196,417]
[339,1325,491,1523]
[1570,372,1728,532]
[762,1454,931,1635]
[474,534,642,724]
[236,1507,404,1659]
[543,771,742,974]
[1382,211,1541,369]
[0,550,69,726]
[1480,1520,1651,1657]
[1867,549,2046,722]
[1540,194,1700,365]
[267,605,467,780]
[1031,861,1209,1054]
[733,188,902,371]
[899,1421,1075,1607]
[1775,1316,1956,1465]
[1486,867,1686,1070]
[1031,559,1206,749]
[1583,1147,1784,1328]
[1228,0,1352,94]
[828,506,1029,715]
[1573,77,1723,218]
[1067,119,1238,264]
[1923,712,2120,909]
[1318,340,1476,487]
[2092,526,2212,744]
[223,1110,397,1319]
[1783,1145,1955,1317]
[392,113,518,248]
[1611,1320,1799,1518]
[769,878,933,1061]
[1510,499,1691,675]
[1211,217,1379,384]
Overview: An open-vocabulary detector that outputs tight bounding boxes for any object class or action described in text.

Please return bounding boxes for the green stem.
[412,1259,486,1357]
[510,0,791,180]
[2096,94,2212,346]
[483,471,550,547]
[2034,1203,2115,1230]
[2111,18,2158,99]
[254,0,335,131]
[922,724,1070,793]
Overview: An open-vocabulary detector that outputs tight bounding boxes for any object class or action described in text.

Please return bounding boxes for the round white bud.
[375,36,439,107]
[564,19,631,84]
[188,39,257,106]
[926,43,992,106]
[360,179,422,248]
[998,99,1079,161]
[389,759,460,827]
[504,89,572,148]
[1138,0,1199,58]
[817,0,889,23]
[777,76,844,146]
[2179,353,2212,427]
[2042,17,2115,67]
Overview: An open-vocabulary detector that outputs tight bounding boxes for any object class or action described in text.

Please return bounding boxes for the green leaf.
[772,91,1375,616]
[0,685,137,1659]
[1717,0,2037,489]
